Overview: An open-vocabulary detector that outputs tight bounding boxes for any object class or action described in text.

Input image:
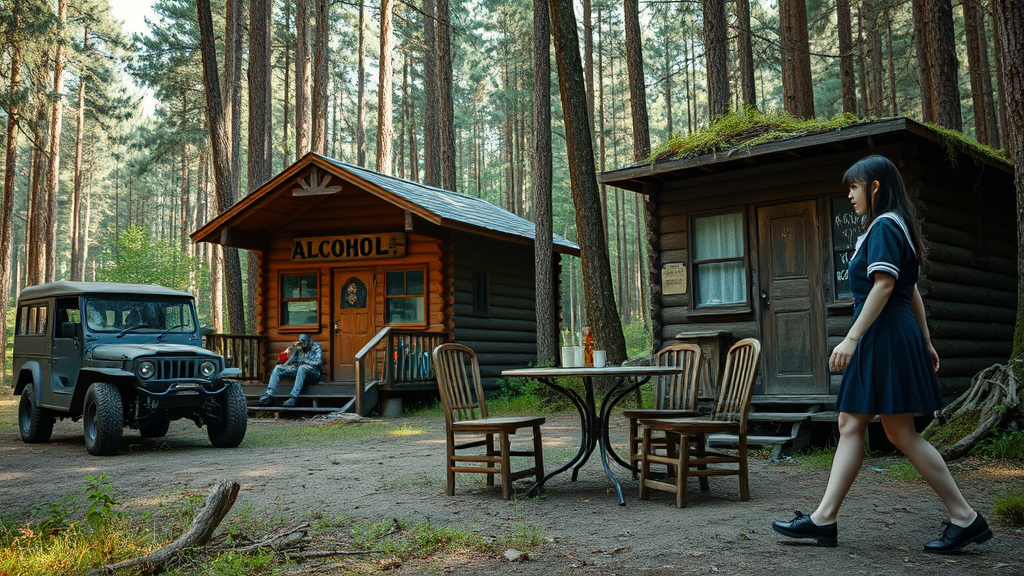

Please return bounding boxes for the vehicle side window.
[16,306,27,335]
[55,298,81,339]
[18,304,48,335]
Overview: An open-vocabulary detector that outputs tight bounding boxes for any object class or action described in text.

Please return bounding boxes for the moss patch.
[924,408,981,448]
[649,107,858,165]
[992,489,1024,527]
[924,123,1012,167]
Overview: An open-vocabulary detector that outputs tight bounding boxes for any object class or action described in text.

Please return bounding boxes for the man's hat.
[299,334,310,342]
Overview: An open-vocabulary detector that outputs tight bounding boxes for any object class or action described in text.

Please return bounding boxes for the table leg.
[570,380,598,481]
[528,377,590,498]
[601,376,652,471]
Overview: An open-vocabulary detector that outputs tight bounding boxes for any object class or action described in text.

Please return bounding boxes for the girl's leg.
[811,412,874,525]
[880,413,976,526]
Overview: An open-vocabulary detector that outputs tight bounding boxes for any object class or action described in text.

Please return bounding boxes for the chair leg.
[695,433,710,492]
[665,431,678,477]
[446,433,456,497]
[500,432,512,500]
[676,435,689,509]
[738,433,750,501]
[532,425,545,486]
[639,427,652,500]
[485,433,496,487]
[630,418,639,480]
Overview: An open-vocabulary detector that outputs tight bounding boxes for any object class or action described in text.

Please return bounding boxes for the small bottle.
[583,326,595,367]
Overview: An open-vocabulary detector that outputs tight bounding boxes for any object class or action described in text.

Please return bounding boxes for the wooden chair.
[621,343,703,478]
[432,343,545,500]
[638,338,762,508]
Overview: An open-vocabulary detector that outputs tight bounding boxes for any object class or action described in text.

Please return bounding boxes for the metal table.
[500,365,684,506]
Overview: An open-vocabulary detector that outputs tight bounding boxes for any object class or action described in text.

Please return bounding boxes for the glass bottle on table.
[583,326,595,367]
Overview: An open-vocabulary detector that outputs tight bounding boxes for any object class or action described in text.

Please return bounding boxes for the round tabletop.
[501,365,684,378]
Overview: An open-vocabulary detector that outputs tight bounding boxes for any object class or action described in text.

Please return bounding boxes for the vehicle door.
[50,297,82,405]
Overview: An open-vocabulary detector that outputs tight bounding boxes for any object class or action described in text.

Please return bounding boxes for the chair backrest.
[653,343,703,410]
[432,343,487,425]
[711,338,762,432]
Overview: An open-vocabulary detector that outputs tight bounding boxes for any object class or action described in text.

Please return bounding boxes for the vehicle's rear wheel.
[19,386,55,444]
[207,381,247,448]
[138,417,171,439]
[83,382,124,456]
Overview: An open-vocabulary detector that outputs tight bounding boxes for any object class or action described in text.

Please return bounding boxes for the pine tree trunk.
[295,0,311,155]
[225,0,243,203]
[45,0,67,283]
[991,0,1024,377]
[584,0,594,132]
[282,0,291,165]
[70,27,88,281]
[533,0,555,365]
[597,7,608,238]
[736,0,756,107]
[863,0,883,116]
[1,34,21,385]
[703,0,729,120]
[664,33,673,136]
[197,0,246,334]
[963,0,1000,146]
[779,0,814,118]
[376,0,394,174]
[311,0,328,154]
[624,0,650,161]
[27,103,47,287]
[834,0,856,114]
[437,0,455,190]
[249,0,273,333]
[991,0,1010,154]
[549,0,627,364]
[977,5,1000,147]
[886,12,899,115]
[913,0,962,130]
[422,0,439,186]
[356,1,366,166]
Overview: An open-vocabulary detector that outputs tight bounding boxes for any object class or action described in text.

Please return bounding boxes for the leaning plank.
[85,481,241,576]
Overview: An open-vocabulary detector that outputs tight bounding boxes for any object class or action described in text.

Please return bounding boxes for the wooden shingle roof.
[192,152,580,255]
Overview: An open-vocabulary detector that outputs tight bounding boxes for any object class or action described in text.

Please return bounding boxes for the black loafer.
[923,514,992,554]
[772,511,838,547]
[258,395,274,406]
[283,396,298,407]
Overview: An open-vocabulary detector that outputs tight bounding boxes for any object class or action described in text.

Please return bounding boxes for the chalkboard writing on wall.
[831,197,860,298]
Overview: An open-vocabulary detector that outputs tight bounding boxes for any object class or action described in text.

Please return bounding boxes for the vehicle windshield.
[85,298,197,335]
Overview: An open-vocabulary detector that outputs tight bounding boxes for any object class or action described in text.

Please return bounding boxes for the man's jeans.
[265,364,321,397]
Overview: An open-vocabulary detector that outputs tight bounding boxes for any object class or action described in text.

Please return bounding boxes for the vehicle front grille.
[156,359,199,380]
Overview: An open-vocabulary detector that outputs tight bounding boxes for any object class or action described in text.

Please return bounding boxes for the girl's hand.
[927,342,940,372]
[829,337,858,372]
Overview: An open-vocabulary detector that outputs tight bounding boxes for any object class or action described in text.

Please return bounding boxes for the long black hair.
[843,155,925,264]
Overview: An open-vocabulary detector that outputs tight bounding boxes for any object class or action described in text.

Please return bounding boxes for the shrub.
[992,489,1024,527]
[973,431,1024,460]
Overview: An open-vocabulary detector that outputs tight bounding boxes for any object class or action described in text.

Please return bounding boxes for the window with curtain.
[691,212,747,308]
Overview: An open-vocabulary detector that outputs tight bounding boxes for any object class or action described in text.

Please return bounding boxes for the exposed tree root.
[923,364,1022,460]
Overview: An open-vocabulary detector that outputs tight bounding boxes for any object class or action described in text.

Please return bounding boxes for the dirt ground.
[1,390,1022,576]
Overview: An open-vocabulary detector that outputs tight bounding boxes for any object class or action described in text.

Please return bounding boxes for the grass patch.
[992,489,1024,527]
[973,431,1024,460]
[886,459,922,482]
[795,446,835,471]
[243,420,405,448]
[378,471,441,491]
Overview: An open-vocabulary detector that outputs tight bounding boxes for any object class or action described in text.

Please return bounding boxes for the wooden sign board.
[292,233,407,262]
[662,263,687,295]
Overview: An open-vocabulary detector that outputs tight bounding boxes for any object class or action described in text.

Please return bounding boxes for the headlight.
[199,361,217,378]
[138,361,156,380]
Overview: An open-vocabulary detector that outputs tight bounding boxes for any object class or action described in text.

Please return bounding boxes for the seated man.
[259,334,323,407]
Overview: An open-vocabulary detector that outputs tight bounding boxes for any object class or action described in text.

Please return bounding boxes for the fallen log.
[922,364,1022,460]
[85,481,241,576]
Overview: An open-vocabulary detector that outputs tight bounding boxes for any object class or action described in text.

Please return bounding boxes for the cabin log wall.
[452,234,540,387]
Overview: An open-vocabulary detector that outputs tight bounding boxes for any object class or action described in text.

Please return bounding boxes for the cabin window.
[473,272,489,316]
[690,211,747,308]
[830,196,858,299]
[281,273,319,327]
[385,268,426,325]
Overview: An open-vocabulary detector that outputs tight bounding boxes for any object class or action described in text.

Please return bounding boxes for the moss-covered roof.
[647,107,1011,169]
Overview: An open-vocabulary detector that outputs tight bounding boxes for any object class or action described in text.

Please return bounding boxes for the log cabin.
[192,152,579,415]
[600,117,1014,445]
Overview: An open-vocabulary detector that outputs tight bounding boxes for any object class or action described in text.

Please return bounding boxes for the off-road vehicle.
[12,281,246,456]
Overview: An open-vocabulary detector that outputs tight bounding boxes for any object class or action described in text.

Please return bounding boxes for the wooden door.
[333,269,375,382]
[757,201,828,394]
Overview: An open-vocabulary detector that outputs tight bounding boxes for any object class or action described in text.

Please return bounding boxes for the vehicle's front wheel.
[138,417,170,439]
[207,381,247,448]
[83,382,124,456]
[19,386,55,444]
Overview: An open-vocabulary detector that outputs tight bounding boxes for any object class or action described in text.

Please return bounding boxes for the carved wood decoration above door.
[293,167,343,196]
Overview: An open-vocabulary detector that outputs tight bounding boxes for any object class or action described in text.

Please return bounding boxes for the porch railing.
[203,333,267,385]
[354,327,447,415]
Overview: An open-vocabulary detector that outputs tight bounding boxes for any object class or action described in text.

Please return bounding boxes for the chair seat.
[641,417,740,433]
[452,416,546,432]
[622,409,700,419]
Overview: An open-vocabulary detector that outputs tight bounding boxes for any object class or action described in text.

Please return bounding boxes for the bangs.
[842,161,869,188]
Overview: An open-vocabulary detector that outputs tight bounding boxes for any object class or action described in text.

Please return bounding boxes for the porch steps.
[707,396,836,460]
[243,383,358,416]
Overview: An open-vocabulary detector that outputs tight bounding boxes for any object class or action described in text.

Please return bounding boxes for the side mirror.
[61,322,79,338]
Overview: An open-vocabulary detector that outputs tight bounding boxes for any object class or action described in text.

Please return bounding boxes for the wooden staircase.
[706,395,837,460]
[243,383,358,417]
